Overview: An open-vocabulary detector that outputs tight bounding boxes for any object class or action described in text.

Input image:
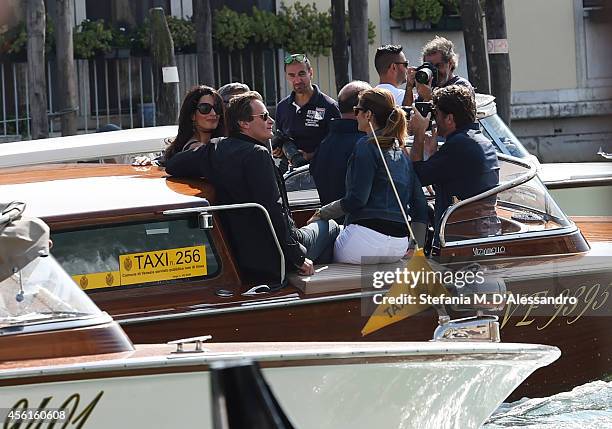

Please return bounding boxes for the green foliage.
[130,20,150,54]
[167,15,196,52]
[1,2,377,61]
[391,0,445,23]
[212,2,376,57]
[250,6,284,46]
[391,0,416,20]
[415,0,443,24]
[0,17,55,57]
[110,26,131,49]
[213,7,253,51]
[277,2,332,57]
[73,19,113,59]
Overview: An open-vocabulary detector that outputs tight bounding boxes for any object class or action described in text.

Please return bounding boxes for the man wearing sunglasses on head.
[166,91,339,284]
[274,53,340,171]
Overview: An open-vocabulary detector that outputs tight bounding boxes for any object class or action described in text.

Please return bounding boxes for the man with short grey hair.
[416,36,473,102]
[218,82,250,106]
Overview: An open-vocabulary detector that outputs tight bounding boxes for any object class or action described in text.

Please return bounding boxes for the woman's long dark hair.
[359,88,407,149]
[164,85,227,160]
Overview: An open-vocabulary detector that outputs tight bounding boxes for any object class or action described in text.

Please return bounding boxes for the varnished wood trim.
[0,322,133,362]
[436,229,590,263]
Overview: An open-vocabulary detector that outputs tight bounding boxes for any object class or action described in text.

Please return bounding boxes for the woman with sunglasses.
[309,88,428,264]
[161,85,227,164]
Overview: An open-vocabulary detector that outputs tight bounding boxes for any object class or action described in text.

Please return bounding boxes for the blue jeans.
[296,219,340,264]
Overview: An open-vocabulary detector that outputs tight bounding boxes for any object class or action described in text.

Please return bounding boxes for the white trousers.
[333,224,409,264]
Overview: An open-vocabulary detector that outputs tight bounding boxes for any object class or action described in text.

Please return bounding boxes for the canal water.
[483,380,611,428]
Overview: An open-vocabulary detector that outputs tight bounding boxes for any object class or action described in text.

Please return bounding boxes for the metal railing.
[1,46,320,142]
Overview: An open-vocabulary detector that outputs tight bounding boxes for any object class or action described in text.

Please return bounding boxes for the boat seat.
[288,259,408,295]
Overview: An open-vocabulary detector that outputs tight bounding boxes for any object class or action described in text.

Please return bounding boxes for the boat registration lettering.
[472,246,505,256]
[119,245,207,285]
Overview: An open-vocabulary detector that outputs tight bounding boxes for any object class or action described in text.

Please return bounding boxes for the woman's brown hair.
[358,88,407,149]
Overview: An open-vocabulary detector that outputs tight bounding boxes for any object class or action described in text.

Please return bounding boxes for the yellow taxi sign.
[72,271,121,290]
[72,245,207,290]
[119,245,207,285]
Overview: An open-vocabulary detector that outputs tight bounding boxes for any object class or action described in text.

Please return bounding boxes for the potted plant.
[432,0,462,31]
[108,26,131,59]
[391,0,444,31]
[213,6,253,51]
[167,16,196,54]
[73,19,113,59]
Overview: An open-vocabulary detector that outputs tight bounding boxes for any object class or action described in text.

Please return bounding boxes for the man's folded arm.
[165,145,209,177]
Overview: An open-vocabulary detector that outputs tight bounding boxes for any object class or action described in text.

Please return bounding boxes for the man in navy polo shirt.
[274,54,341,170]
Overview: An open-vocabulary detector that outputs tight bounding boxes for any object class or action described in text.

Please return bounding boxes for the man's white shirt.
[376,83,405,106]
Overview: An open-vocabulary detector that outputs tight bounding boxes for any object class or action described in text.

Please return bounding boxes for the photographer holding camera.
[414,36,474,102]
[410,85,499,245]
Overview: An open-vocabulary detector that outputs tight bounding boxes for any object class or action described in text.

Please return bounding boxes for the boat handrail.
[162,203,286,287]
[439,153,538,247]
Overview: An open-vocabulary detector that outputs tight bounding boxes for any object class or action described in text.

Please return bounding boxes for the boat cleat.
[168,335,212,354]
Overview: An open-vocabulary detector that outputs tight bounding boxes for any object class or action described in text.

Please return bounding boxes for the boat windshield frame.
[439,153,576,247]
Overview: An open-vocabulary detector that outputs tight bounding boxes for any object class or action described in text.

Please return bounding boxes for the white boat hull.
[0,342,559,429]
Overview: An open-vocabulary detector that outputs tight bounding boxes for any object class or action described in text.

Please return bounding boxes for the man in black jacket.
[166,91,339,285]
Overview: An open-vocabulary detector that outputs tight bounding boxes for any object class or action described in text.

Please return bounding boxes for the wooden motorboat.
[0,154,609,400]
[0,205,560,429]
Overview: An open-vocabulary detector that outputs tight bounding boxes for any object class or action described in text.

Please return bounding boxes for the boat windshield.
[479,114,531,159]
[0,255,102,329]
[441,156,572,245]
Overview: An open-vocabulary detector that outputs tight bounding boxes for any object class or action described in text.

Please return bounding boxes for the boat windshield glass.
[442,157,572,245]
[479,114,531,159]
[0,255,102,329]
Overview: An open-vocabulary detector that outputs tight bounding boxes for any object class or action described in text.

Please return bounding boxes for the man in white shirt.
[374,44,414,106]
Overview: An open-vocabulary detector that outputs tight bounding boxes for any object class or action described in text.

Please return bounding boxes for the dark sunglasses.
[196,102,219,115]
[394,61,409,67]
[353,106,366,116]
[251,112,271,121]
[284,53,307,64]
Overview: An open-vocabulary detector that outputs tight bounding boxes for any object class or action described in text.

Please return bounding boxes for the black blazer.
[166,134,306,284]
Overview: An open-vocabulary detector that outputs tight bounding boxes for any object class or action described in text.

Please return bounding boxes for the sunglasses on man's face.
[284,53,307,64]
[196,102,219,115]
[251,112,271,121]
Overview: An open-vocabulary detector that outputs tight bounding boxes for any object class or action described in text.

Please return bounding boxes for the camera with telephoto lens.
[271,129,294,150]
[415,62,438,87]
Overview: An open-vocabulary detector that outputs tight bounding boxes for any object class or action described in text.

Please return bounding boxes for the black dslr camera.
[271,129,294,150]
[415,62,438,87]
